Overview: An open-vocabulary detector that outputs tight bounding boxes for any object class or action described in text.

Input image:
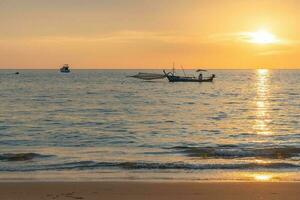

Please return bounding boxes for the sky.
[0,0,300,69]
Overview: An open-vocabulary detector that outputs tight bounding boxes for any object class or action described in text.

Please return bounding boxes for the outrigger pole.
[181,65,187,77]
[172,62,175,75]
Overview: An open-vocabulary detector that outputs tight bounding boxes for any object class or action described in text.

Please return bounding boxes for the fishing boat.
[60,64,70,73]
[163,69,215,83]
[128,64,216,83]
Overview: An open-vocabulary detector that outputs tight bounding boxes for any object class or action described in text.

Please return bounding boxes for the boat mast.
[181,65,187,77]
[172,62,175,75]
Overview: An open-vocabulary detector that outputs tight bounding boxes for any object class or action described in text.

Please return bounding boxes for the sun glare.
[257,68,269,75]
[249,30,278,44]
[254,174,273,181]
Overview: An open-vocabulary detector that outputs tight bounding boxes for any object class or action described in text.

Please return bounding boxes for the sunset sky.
[1,0,300,69]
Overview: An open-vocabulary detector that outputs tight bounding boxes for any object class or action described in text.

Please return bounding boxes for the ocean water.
[0,69,299,181]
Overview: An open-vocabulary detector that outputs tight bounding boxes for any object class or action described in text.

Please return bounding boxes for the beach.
[0,181,299,200]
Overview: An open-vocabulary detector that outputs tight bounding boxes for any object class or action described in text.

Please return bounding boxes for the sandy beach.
[0,182,299,200]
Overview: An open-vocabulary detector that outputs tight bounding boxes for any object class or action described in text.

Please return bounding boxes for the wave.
[0,153,52,161]
[0,160,299,172]
[171,146,300,159]
[117,161,299,170]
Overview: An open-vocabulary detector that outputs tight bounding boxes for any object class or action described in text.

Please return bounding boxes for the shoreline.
[1,177,299,183]
[0,181,299,200]
[1,179,300,183]
[1,170,299,182]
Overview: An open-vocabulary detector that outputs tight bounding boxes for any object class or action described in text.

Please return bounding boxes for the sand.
[0,182,299,200]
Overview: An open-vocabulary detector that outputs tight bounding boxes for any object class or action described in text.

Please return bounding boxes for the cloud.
[10,31,203,45]
[258,50,290,56]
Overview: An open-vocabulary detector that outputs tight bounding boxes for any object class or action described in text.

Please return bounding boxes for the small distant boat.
[128,72,166,80]
[15,72,19,75]
[60,64,70,73]
[163,69,215,83]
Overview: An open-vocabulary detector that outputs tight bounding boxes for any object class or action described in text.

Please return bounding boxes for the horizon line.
[0,67,300,70]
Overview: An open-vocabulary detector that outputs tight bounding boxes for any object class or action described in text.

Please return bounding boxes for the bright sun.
[249,30,278,44]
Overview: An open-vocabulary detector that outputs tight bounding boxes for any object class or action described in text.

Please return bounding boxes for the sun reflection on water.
[254,159,270,164]
[254,174,273,181]
[242,172,277,181]
[254,69,272,135]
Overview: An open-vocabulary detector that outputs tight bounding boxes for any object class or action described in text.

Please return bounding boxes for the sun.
[249,30,278,44]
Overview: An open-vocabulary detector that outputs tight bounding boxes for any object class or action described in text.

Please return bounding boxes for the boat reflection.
[254,69,272,135]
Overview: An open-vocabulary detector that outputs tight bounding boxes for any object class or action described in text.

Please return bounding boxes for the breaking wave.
[0,153,52,162]
[0,160,299,172]
[171,146,300,159]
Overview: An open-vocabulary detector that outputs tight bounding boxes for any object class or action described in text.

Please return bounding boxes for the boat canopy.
[196,69,207,72]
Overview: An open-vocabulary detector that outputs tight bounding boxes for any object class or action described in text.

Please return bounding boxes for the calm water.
[0,69,299,181]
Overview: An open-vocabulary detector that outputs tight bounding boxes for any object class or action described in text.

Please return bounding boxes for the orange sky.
[0,0,300,69]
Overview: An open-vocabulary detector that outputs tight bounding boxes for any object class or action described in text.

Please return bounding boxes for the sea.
[0,69,299,182]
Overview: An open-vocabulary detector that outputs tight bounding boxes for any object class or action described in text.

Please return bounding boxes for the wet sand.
[0,182,299,200]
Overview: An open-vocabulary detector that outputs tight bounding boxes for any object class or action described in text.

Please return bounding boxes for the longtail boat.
[163,70,215,83]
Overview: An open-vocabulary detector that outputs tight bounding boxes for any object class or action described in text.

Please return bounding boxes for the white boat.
[60,64,70,73]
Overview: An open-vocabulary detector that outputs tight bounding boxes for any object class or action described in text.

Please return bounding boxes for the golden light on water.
[254,159,270,164]
[254,69,272,135]
[237,172,286,182]
[257,68,269,76]
[254,174,273,181]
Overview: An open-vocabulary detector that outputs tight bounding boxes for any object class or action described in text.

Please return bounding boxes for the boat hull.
[166,76,214,82]
[60,70,70,73]
[163,70,215,82]
[60,68,70,73]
